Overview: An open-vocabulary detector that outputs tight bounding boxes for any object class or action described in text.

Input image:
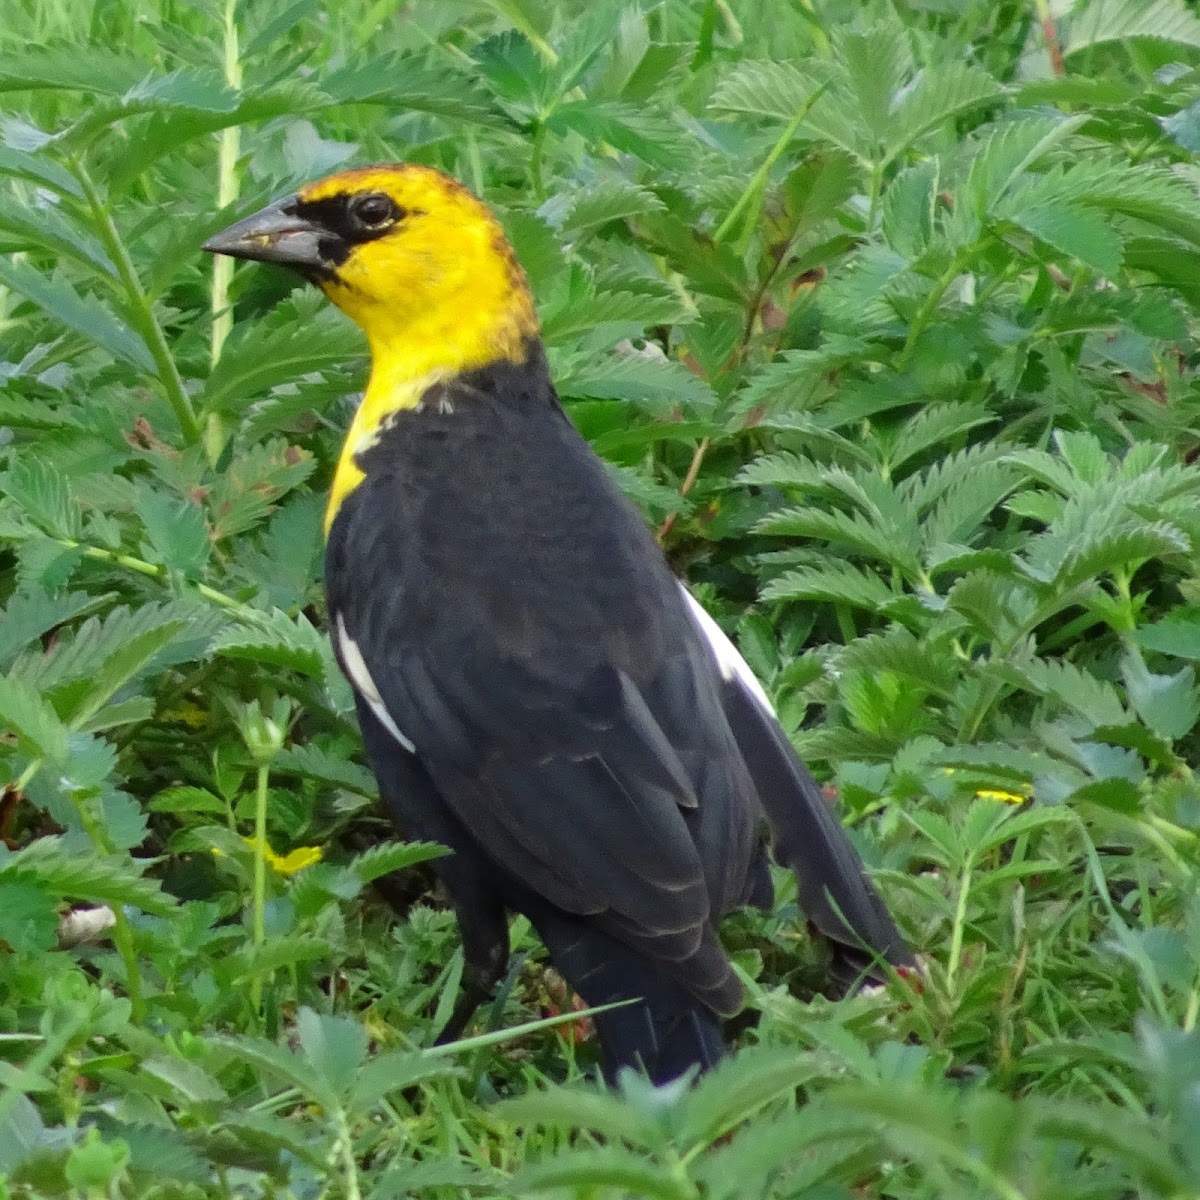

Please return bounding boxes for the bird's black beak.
[202,196,336,276]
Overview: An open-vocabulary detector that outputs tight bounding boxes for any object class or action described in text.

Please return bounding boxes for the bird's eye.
[350,193,399,230]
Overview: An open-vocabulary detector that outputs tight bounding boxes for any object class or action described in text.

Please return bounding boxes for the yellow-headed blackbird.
[205,165,912,1083]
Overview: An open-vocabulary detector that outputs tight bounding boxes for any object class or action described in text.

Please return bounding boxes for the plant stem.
[249,762,269,1015]
[713,82,828,248]
[946,861,973,992]
[70,791,146,1022]
[57,538,252,614]
[207,0,244,464]
[72,163,203,446]
[897,245,979,371]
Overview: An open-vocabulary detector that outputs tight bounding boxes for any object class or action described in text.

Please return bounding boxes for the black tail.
[719,677,913,977]
[528,904,726,1085]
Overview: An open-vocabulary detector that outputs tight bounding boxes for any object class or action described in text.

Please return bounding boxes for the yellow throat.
[304,167,539,534]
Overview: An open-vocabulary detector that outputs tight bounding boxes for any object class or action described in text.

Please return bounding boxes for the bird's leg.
[433,902,509,1045]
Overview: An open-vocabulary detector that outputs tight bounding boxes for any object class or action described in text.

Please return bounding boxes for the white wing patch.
[679,584,776,716]
[336,614,417,754]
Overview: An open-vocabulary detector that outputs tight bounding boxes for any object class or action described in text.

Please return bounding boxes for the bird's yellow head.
[205,164,544,533]
[204,164,539,380]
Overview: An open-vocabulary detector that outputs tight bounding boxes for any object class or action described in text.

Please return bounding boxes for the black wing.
[679,587,913,975]
[328,390,763,1014]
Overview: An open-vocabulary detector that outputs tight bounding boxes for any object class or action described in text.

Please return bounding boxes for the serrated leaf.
[550,101,691,169]
[1,457,81,539]
[885,62,1003,165]
[515,1146,692,1200]
[0,146,81,196]
[61,615,186,729]
[882,159,939,258]
[137,489,211,579]
[0,260,152,371]
[557,353,716,416]
[348,840,448,884]
[0,878,59,952]
[0,674,68,762]
[754,506,921,578]
[761,563,899,612]
[0,590,106,668]
[1050,522,1189,588]
[272,743,376,795]
[0,45,144,95]
[11,602,198,700]
[294,1007,368,1097]
[1066,0,1200,54]
[539,179,666,236]
[202,298,362,413]
[887,402,996,473]
[1010,656,1128,728]
[206,440,315,540]
[710,60,824,121]
[322,53,509,127]
[1009,203,1124,275]
[0,197,115,278]
[1,837,172,913]
[1123,654,1200,741]
[140,1056,229,1104]
[839,628,959,696]
[1137,609,1200,660]
[212,610,326,679]
[677,1047,822,1145]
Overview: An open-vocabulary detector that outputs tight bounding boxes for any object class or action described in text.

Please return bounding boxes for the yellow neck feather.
[322,283,538,535]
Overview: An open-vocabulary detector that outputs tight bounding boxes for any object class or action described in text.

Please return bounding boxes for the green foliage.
[3,0,1200,1196]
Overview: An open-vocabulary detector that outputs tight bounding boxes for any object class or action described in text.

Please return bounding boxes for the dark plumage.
[204,164,913,1084]
[326,346,910,1080]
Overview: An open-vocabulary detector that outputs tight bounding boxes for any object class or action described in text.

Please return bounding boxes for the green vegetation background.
[3,0,1200,1195]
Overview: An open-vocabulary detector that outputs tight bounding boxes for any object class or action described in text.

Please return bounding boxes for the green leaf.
[1123,654,1200,741]
[1,457,81,539]
[60,614,186,729]
[272,744,377,796]
[321,53,509,126]
[548,101,691,169]
[294,1007,368,1098]
[710,60,824,121]
[676,1047,822,1146]
[1,837,172,913]
[761,563,899,612]
[206,439,315,540]
[539,179,666,236]
[140,1057,229,1104]
[0,45,144,95]
[0,260,153,371]
[1136,609,1200,660]
[348,841,449,885]
[0,674,68,763]
[201,297,362,414]
[0,878,59,952]
[0,590,105,668]
[212,610,326,680]
[0,146,82,196]
[1066,777,1142,814]
[556,353,717,416]
[137,490,211,579]
[1008,204,1124,274]
[515,1146,693,1200]
[882,159,939,258]
[1066,0,1200,55]
[884,62,1003,165]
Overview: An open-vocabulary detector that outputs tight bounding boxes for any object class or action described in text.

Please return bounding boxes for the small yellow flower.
[975,788,1028,805]
[163,700,209,728]
[241,837,323,875]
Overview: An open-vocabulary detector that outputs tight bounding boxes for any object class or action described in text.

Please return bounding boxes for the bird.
[204,164,913,1084]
